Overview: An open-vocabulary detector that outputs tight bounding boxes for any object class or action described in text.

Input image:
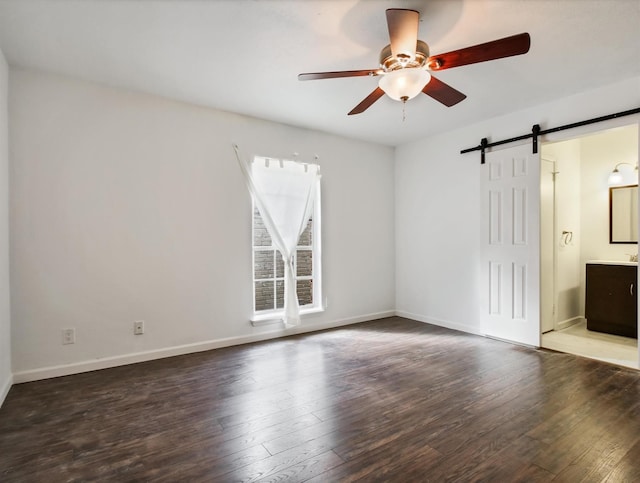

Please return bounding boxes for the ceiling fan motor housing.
[379,40,429,71]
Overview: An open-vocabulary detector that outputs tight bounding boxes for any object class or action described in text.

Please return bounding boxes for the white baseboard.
[12,310,395,384]
[555,316,584,331]
[395,310,484,336]
[0,372,13,408]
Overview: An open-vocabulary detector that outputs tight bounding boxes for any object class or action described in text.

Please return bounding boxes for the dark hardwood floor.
[1,317,640,482]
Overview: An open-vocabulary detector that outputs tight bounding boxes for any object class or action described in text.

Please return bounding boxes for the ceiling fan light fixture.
[378,68,431,102]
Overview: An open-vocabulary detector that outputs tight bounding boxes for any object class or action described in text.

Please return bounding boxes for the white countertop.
[587,260,638,266]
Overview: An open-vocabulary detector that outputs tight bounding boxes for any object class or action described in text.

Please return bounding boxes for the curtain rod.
[461,107,640,164]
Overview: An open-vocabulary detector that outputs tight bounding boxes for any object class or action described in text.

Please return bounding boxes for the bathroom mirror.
[610,184,638,243]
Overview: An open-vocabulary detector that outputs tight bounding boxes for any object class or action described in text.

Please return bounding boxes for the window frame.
[251,182,322,323]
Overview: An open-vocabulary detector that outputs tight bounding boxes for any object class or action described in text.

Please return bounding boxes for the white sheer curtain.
[233,145,321,327]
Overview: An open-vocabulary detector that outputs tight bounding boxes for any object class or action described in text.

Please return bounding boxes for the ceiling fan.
[298,9,530,115]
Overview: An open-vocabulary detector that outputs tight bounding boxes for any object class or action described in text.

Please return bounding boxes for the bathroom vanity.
[585,261,638,338]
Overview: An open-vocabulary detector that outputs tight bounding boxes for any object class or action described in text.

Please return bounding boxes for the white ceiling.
[0,0,638,146]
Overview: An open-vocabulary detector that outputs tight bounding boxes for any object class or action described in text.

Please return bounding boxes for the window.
[252,186,321,319]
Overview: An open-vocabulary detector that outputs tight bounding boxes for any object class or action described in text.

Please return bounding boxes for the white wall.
[9,68,396,379]
[0,48,11,404]
[396,76,640,336]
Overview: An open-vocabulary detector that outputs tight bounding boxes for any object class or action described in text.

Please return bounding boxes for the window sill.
[250,306,325,327]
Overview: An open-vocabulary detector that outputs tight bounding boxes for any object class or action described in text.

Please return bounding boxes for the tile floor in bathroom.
[542,320,638,369]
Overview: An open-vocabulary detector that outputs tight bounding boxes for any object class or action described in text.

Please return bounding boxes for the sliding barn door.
[481,143,540,347]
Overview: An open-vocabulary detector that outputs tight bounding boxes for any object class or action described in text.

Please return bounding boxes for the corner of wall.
[0,45,12,407]
[0,373,13,408]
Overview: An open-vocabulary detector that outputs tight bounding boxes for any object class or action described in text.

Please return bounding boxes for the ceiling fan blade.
[422,75,466,107]
[428,33,531,71]
[298,69,382,81]
[348,87,385,116]
[386,9,419,60]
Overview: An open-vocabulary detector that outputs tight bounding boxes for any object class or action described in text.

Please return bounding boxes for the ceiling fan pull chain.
[402,99,406,122]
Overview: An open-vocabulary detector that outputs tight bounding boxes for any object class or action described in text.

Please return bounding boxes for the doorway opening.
[540,124,639,368]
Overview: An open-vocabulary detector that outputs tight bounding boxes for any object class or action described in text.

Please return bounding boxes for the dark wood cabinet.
[585,263,637,338]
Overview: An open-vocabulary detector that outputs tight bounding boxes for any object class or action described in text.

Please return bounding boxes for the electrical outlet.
[133,320,144,335]
[62,328,76,345]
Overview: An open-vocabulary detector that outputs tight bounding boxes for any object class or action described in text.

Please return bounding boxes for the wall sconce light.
[608,162,638,186]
